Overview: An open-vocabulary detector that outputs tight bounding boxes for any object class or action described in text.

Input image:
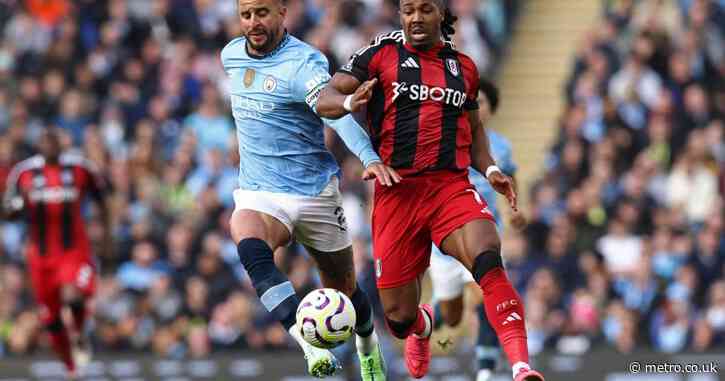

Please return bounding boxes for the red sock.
[478,267,529,366]
[411,306,431,337]
[48,330,75,372]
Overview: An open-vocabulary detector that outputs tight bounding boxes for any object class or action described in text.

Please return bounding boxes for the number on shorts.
[334,207,348,232]
[466,189,488,214]
[76,264,92,289]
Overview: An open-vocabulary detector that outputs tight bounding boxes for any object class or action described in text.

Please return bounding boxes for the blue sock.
[433,303,445,330]
[238,238,299,330]
[350,285,374,337]
[476,304,499,371]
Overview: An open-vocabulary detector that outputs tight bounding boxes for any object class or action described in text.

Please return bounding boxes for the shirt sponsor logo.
[391,81,467,107]
[29,187,79,203]
[230,94,276,119]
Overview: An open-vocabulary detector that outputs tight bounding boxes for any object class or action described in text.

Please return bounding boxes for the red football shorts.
[28,249,96,324]
[371,169,495,289]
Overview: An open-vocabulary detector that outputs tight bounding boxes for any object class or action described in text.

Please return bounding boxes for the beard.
[246,27,278,53]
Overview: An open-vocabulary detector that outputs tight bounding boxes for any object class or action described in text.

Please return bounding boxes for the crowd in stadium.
[0,0,723,367]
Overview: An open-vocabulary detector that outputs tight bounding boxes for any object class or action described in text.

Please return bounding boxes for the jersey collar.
[246,31,290,60]
[403,39,445,56]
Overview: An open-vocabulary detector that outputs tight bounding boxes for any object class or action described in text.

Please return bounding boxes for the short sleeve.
[292,52,332,111]
[2,167,24,212]
[220,37,244,75]
[337,32,393,82]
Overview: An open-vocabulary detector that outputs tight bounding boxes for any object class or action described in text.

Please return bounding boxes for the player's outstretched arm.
[317,73,376,119]
[1,199,23,220]
[2,174,23,220]
[469,110,517,211]
[323,116,401,186]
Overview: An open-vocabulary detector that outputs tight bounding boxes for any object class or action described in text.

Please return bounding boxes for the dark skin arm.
[469,110,518,211]
[317,72,378,119]
[319,72,401,184]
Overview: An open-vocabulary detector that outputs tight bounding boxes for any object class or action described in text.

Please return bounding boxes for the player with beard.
[316,0,545,380]
[220,0,395,378]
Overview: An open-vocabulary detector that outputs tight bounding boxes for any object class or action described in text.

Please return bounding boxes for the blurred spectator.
[525,0,725,356]
[117,241,169,292]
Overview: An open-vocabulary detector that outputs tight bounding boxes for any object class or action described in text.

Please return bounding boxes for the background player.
[2,129,110,379]
[317,0,544,380]
[221,0,397,378]
[429,78,525,381]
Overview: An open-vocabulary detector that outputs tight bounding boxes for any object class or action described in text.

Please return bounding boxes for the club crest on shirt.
[244,68,255,88]
[263,75,277,93]
[446,58,459,76]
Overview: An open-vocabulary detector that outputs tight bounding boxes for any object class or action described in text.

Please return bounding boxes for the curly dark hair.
[441,6,458,40]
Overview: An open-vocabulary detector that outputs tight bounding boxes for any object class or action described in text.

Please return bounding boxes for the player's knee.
[45,317,64,333]
[383,301,418,327]
[385,316,416,339]
[471,249,503,284]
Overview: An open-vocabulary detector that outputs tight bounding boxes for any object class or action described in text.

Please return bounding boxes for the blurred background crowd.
[0,0,723,371]
[0,0,521,361]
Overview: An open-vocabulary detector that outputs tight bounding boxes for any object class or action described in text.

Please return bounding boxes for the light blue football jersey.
[220,34,340,196]
[469,129,517,224]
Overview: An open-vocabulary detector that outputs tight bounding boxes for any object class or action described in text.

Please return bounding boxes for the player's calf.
[436,296,464,328]
[472,249,539,379]
[237,238,300,330]
[46,317,75,373]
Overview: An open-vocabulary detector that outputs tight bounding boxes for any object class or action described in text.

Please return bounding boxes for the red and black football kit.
[338,30,494,288]
[4,153,106,324]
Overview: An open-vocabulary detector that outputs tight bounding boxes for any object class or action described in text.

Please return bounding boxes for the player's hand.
[349,78,378,112]
[488,171,517,211]
[509,210,527,231]
[362,162,401,186]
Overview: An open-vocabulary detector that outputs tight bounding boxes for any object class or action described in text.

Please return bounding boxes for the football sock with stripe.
[237,238,300,331]
[350,285,377,354]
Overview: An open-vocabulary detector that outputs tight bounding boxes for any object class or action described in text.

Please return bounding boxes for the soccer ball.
[296,288,356,349]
